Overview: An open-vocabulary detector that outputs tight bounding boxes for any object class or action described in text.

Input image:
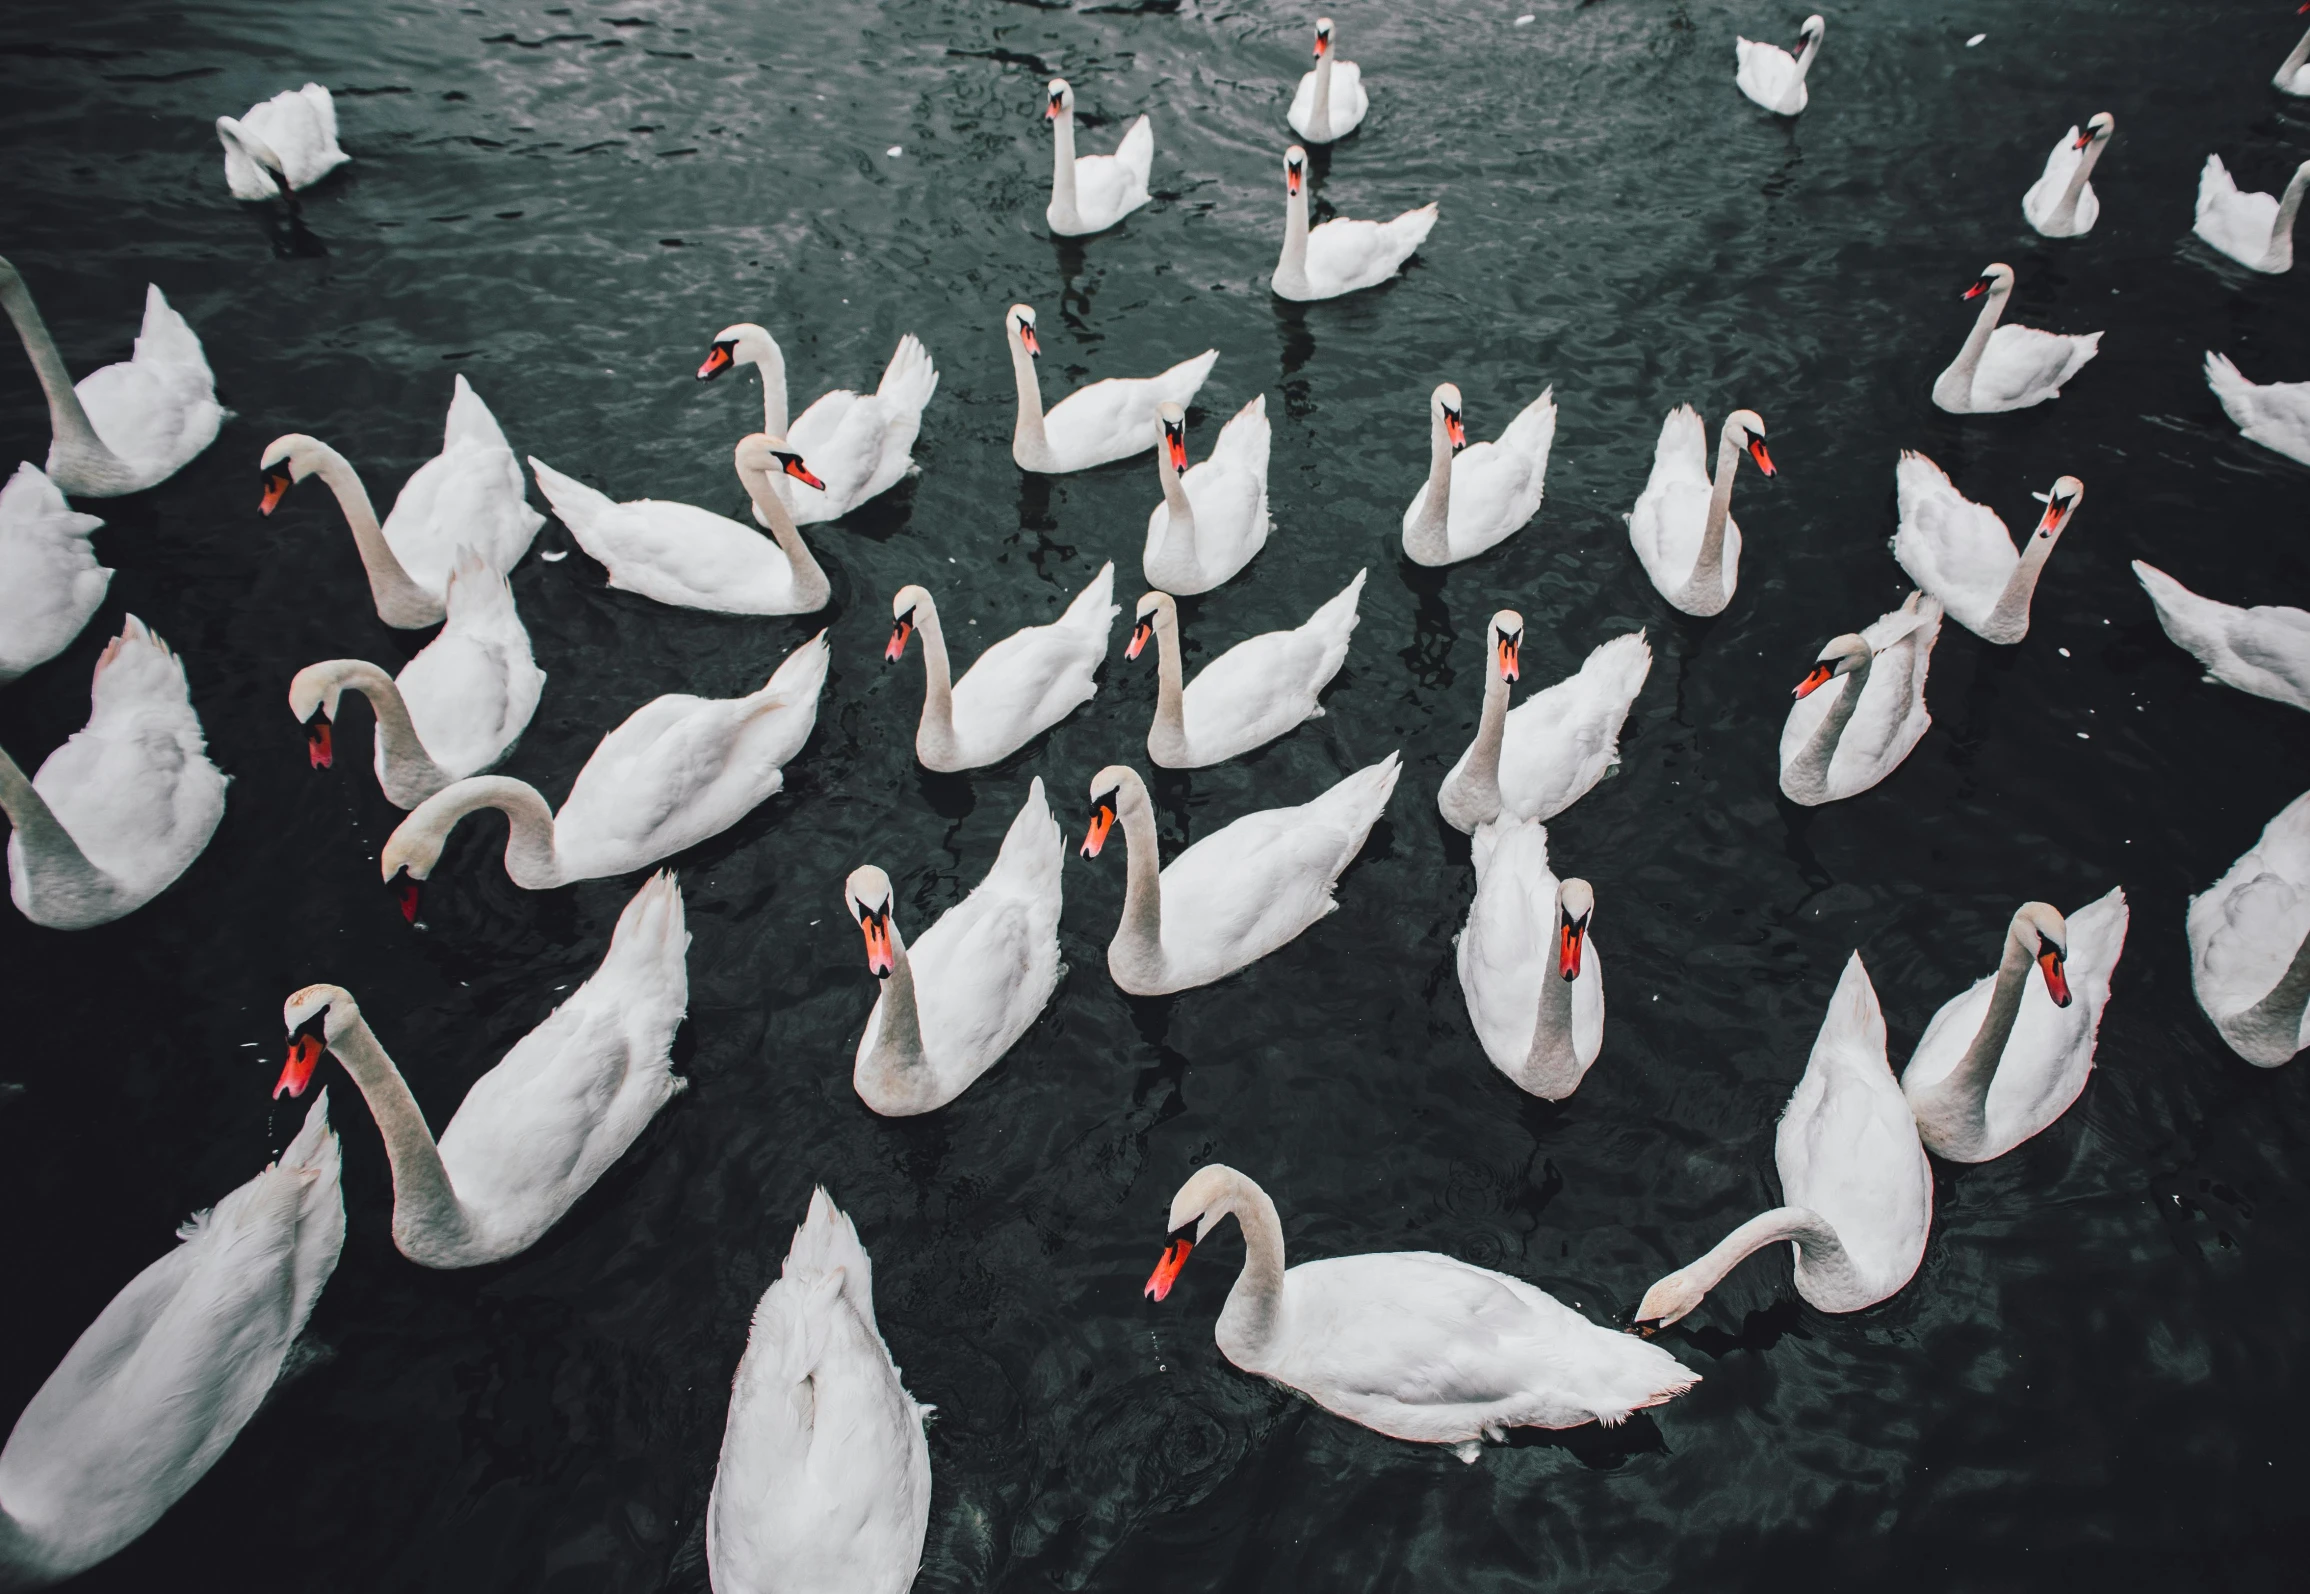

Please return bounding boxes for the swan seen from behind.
[1143,396,1271,595]
[1287,17,1368,144]
[2133,560,2310,713]
[697,322,938,525]
[2022,114,2115,237]
[1625,405,1772,616]
[1778,593,1942,806]
[2205,350,2310,468]
[1458,817,1603,1101]
[1401,382,1557,568]
[1043,79,1152,237]
[2194,154,2310,274]
[1128,576,1363,769]
[216,84,348,201]
[1892,453,2082,644]
[885,563,1116,771]
[1735,14,1824,116]
[1272,145,1438,302]
[0,463,108,684]
[1004,304,1217,474]
[1931,263,2101,414]
[1438,617,1651,833]
[2190,791,2310,1068]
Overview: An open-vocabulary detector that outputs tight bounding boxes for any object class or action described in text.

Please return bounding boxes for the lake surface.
[3,1,2308,1588]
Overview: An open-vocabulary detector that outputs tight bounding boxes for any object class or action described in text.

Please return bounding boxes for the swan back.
[1892,450,2017,631]
[941,563,1117,767]
[1458,816,1605,1093]
[0,461,109,682]
[381,376,543,589]
[1494,628,1651,822]
[2205,349,2310,467]
[2190,791,2310,1064]
[2133,558,2310,712]
[391,547,545,781]
[61,286,221,491]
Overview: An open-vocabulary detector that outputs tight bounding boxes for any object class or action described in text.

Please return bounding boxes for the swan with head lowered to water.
[1004,304,1216,474]
[1931,264,2101,414]
[215,84,348,201]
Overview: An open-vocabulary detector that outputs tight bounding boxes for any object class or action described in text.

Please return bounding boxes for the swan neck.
[1449,661,1509,823]
[328,1009,473,1252]
[1784,653,1872,804]
[1113,779,1164,963]
[308,446,433,625]
[1009,334,1048,461]
[1521,906,1584,1096]
[857,920,928,1088]
[328,661,449,793]
[1277,181,1311,292]
[1945,286,2007,403]
[1050,110,1078,217]
[1678,1204,1850,1305]
[1911,929,2035,1156]
[422,777,562,887]
[1308,51,1334,140]
[1149,613,1188,757]
[1794,35,1820,80]
[1985,522,2059,638]
[1679,426,1741,606]
[2060,134,2107,215]
[1406,408,1454,562]
[1215,1173,1287,1358]
[2274,166,2310,244]
[911,600,959,760]
[748,341,790,436]
[0,266,116,465]
[0,739,112,906]
[2279,26,2310,87]
[739,465,829,608]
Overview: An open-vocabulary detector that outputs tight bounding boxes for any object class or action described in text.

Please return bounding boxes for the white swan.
[0,463,107,684]
[707,1189,930,1594]
[1145,1164,1695,1461]
[1143,396,1271,595]
[260,375,543,628]
[1892,453,2082,644]
[2194,154,2310,274]
[1043,78,1152,237]
[1082,756,1399,996]
[529,434,831,616]
[1005,304,1216,474]
[274,872,688,1267]
[886,563,1116,772]
[1,617,226,931]
[379,633,827,900]
[1439,618,1651,833]
[2133,560,2310,713]
[0,1096,341,1589]
[2022,114,2115,237]
[1778,594,1942,807]
[1931,263,2101,414]
[1636,953,1930,1326]
[2190,791,2310,1068]
[1287,17,1368,144]
[2205,350,2310,467]
[1128,576,1363,769]
[0,257,220,498]
[842,780,1064,1117]
[1903,892,2129,1161]
[289,550,545,810]
[2278,16,2310,94]
[1401,383,1557,567]
[1625,406,1772,617]
[216,84,348,201]
[1272,145,1437,302]
[1458,817,1602,1101]
[1735,14,1824,115]
[697,323,938,525]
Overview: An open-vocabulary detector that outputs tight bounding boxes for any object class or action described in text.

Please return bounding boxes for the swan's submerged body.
[2189,791,2310,1068]
[0,462,108,683]
[217,84,348,199]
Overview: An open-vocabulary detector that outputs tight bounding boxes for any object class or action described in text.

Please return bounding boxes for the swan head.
[2077,112,2115,148]
[698,322,774,381]
[1147,1164,1249,1300]
[1725,410,1774,475]
[1797,15,1826,46]
[844,865,898,978]
[734,432,826,491]
[378,805,446,924]
[1284,144,1308,197]
[1557,879,1595,981]
[886,584,932,663]
[287,663,349,769]
[277,984,356,1099]
[2030,475,2085,540]
[1045,78,1073,122]
[1007,303,1041,358]
[1433,383,1467,450]
[1634,1267,1706,1332]
[2012,902,2073,1007]
[258,434,327,515]
[1082,764,1141,858]
[1488,609,1524,684]
[1155,401,1189,471]
[1962,262,2016,302]
[217,114,293,198]
[1127,590,1177,660]
[1313,17,1334,56]
[1792,634,1870,698]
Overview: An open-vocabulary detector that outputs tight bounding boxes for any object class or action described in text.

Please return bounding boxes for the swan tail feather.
[1302,569,1367,682]
[90,613,191,714]
[2132,560,2234,673]
[1389,202,1440,254]
[1115,114,1155,186]
[443,374,514,454]
[1160,348,1221,409]
[995,776,1066,898]
[2205,350,2258,427]
[761,628,833,702]
[442,544,517,626]
[875,333,941,416]
[770,1187,882,1351]
[1213,392,1272,477]
[527,456,620,550]
[1059,560,1121,637]
[132,285,211,380]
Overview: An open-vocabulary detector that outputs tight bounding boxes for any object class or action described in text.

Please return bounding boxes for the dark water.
[4,0,2310,1588]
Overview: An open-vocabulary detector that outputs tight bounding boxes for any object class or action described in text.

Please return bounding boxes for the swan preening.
[262,375,543,628]
[886,563,1117,771]
[1287,17,1368,144]
[1892,453,2082,645]
[1272,145,1438,302]
[1437,618,1651,833]
[1083,756,1399,996]
[2193,154,2310,274]
[1626,405,1772,616]
[0,257,220,499]
[274,872,688,1267]
[216,85,348,201]
[0,1096,341,1589]
[1459,818,1603,1100]
[1735,15,1824,116]
[1931,264,2101,414]
[697,323,938,525]
[1902,892,2129,1162]
[1,617,226,930]
[2133,560,2310,713]
[1401,382,1556,567]
[2205,350,2310,468]
[379,632,828,900]
[2191,791,2310,1068]
[1005,304,1217,474]
[1044,78,1152,237]
[0,463,107,683]
[1128,576,1363,769]
[707,1189,930,1594]
[1637,954,1931,1327]
[1778,593,1942,806]
[1144,396,1272,595]
[844,780,1064,1117]
[2022,114,2115,237]
[1145,1165,1695,1460]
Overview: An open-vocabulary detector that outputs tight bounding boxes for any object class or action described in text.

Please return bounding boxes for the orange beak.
[276,1021,325,1099]
[1287,164,1302,197]
[1145,1230,1194,1300]
[1794,661,1837,699]
[1126,618,1154,660]
[306,708,333,769]
[259,467,293,515]
[2073,128,2094,149]
[389,871,420,924]
[697,342,734,380]
[859,908,894,978]
[885,615,914,663]
[1082,799,1116,858]
[782,456,827,491]
[1963,279,1990,301]
[1047,94,1064,120]
[1019,323,1041,356]
[1496,631,1520,684]
[1558,917,1586,981]
[1166,430,1188,472]
[1747,438,1776,477]
[2038,946,2072,1008]
[1445,411,1466,450]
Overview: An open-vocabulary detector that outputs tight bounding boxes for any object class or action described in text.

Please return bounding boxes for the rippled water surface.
[4,0,2310,1588]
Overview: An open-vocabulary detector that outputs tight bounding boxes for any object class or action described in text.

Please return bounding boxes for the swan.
[707,1188,930,1594]
[1735,14,1824,115]
[1438,618,1651,833]
[1778,593,1942,806]
[1082,755,1399,996]
[2189,791,2310,1068]
[842,779,1064,1117]
[1287,17,1368,144]
[696,323,938,526]
[1625,406,1772,617]
[1892,453,2082,644]
[272,872,688,1267]
[1902,892,2128,1161]
[0,1095,341,1589]
[1144,1164,1695,1461]
[260,375,544,628]
[1128,575,1364,769]
[1931,263,2102,414]
[1272,145,1437,302]
[2194,155,2310,274]
[1,617,226,931]
[1401,383,1557,567]
[2205,350,2310,467]
[0,463,108,684]
[379,632,828,902]
[2278,14,2310,95]
[2133,561,2310,713]
[1143,396,1271,595]
[528,434,831,615]
[2022,114,2115,237]
[1636,952,1930,1327]
[0,257,220,498]
[885,563,1116,771]
[289,550,546,810]
[216,84,348,201]
[1005,305,1216,474]
[1043,78,1152,237]
[1458,817,1602,1101]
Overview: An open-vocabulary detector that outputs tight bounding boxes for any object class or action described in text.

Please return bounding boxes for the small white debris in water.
[2077,731,2090,739]
[887,145,903,157]
[240,1041,258,1048]
[2058,647,2071,657]
[540,549,568,562]
[1966,34,1986,47]
[1514,13,1535,23]
[809,920,819,926]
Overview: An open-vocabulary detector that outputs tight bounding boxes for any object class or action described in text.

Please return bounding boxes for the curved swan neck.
[1783,654,1872,804]
[1406,407,1456,563]
[744,339,789,436]
[1213,1171,1287,1358]
[1679,424,1743,608]
[0,740,113,909]
[1794,33,1821,80]
[1307,49,1335,141]
[1146,609,1189,764]
[0,263,122,477]
[904,597,960,765]
[1112,775,1164,964]
[2273,165,2310,252]
[2055,132,2108,222]
[1050,108,1078,220]
[2278,26,2310,89]
[857,918,928,1089]
[326,1005,471,1253]
[303,444,435,627]
[1941,284,2008,406]
[321,660,450,794]
[1909,926,2035,1157]
[738,463,830,609]
[420,777,562,887]
[1009,332,1049,462]
[1985,519,2061,640]
[1679,1204,1852,1304]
